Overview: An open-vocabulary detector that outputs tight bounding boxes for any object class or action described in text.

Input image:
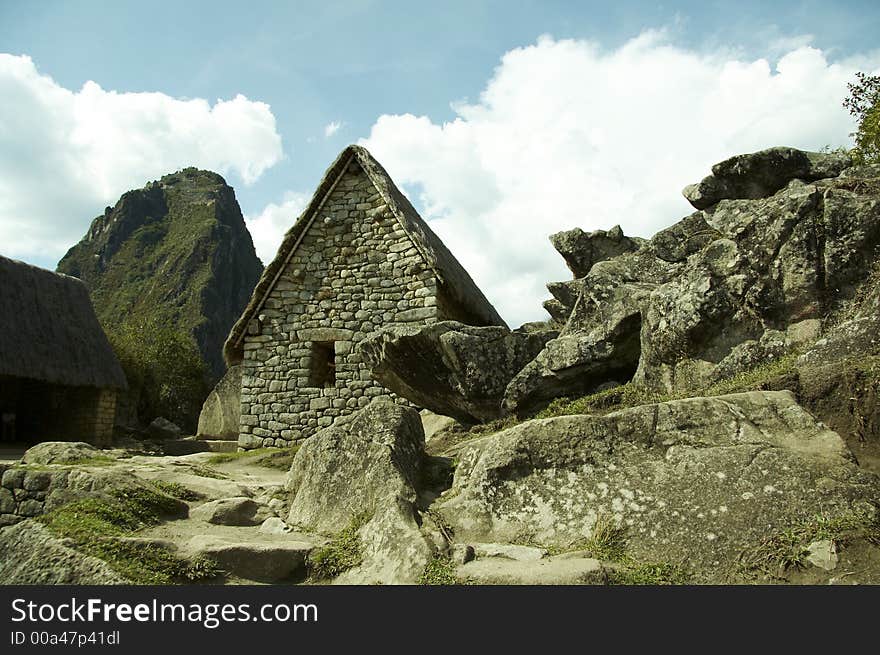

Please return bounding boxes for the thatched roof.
[225,145,505,364]
[0,255,127,389]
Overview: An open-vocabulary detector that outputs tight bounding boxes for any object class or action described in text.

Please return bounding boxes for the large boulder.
[286,401,434,583]
[503,307,642,417]
[197,364,242,439]
[506,254,668,415]
[191,497,268,526]
[0,521,127,584]
[21,441,101,465]
[437,391,880,582]
[148,417,183,440]
[649,211,720,263]
[682,146,851,210]
[549,225,641,278]
[184,535,313,583]
[358,322,555,423]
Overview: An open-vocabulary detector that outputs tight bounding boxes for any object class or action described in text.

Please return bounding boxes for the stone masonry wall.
[0,464,50,526]
[66,388,116,447]
[239,162,443,448]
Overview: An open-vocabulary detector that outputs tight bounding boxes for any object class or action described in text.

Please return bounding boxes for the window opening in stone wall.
[309,341,336,387]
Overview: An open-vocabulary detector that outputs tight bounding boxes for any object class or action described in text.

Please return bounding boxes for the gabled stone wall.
[238,162,442,448]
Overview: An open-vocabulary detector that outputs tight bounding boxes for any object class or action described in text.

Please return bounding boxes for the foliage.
[419,556,460,585]
[844,72,880,164]
[308,513,370,580]
[37,486,220,584]
[109,313,209,432]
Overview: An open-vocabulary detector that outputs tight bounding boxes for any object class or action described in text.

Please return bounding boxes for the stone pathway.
[118,452,323,584]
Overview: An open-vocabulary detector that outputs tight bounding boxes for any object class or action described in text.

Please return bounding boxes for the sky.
[1,0,879,327]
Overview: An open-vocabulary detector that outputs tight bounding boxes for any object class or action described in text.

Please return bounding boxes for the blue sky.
[1,1,879,325]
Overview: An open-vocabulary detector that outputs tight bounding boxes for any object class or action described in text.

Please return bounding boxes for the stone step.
[185,535,315,583]
[199,440,239,453]
[160,439,210,456]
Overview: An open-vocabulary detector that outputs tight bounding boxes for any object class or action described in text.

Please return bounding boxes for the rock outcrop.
[1,460,186,527]
[286,401,434,583]
[20,441,101,465]
[0,521,128,584]
[197,364,242,439]
[682,146,851,210]
[512,147,880,414]
[437,391,880,582]
[358,322,556,423]
[548,225,643,278]
[57,168,263,383]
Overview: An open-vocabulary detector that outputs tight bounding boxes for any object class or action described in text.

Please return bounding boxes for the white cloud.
[245,192,309,265]
[0,54,283,264]
[357,33,880,327]
[324,120,343,137]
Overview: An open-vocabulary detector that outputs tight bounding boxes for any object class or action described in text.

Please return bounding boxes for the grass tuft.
[419,556,460,585]
[607,562,687,585]
[738,508,880,577]
[581,513,628,562]
[308,512,370,580]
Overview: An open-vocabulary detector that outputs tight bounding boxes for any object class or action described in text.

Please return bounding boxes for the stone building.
[0,255,127,446]
[224,145,505,449]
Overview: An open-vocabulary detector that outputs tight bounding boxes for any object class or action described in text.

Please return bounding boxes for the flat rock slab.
[359,322,554,423]
[439,391,880,582]
[471,543,548,562]
[134,470,255,501]
[186,535,314,583]
[459,555,608,585]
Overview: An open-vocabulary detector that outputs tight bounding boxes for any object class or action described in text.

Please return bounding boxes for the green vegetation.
[308,513,370,580]
[844,72,880,165]
[580,513,628,561]
[535,352,801,421]
[419,556,460,585]
[60,455,116,467]
[56,168,257,431]
[607,562,687,585]
[514,516,687,584]
[739,508,880,577]
[149,480,202,501]
[207,446,299,470]
[703,352,800,396]
[37,486,220,584]
[109,315,209,433]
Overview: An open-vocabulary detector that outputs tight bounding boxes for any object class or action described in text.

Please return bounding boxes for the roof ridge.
[223,145,504,365]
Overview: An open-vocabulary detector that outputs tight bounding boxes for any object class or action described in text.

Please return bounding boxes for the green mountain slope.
[57,168,264,384]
